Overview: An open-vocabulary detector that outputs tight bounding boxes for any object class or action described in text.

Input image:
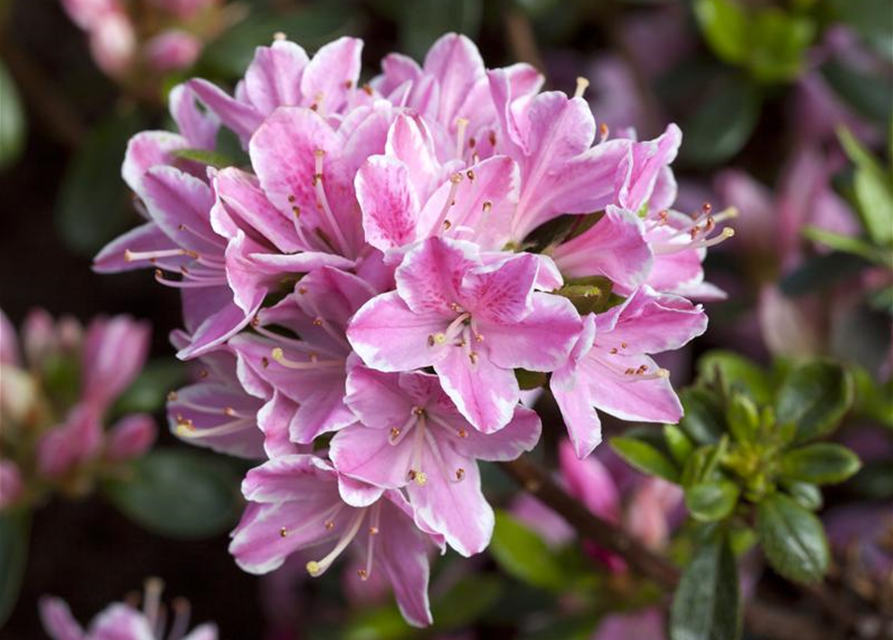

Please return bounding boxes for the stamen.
[175,417,253,439]
[306,509,366,577]
[454,117,469,159]
[169,598,191,640]
[270,347,343,370]
[574,76,590,99]
[430,173,464,236]
[312,149,351,255]
[273,32,287,41]
[599,123,610,142]
[361,502,382,581]
[125,248,197,263]
[143,577,164,629]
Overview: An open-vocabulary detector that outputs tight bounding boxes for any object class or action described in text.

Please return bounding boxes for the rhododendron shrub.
[95,32,733,626]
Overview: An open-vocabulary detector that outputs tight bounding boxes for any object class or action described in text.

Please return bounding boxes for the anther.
[482,200,492,213]
[280,527,288,537]
[390,427,401,440]
[574,76,590,99]
[455,468,465,481]
[457,429,468,438]
[368,526,379,535]
[273,32,287,41]
[313,317,324,326]
[357,568,368,580]
[325,520,335,530]
[344,79,353,89]
[167,391,178,401]
[468,352,479,364]
[599,123,610,141]
[261,357,270,368]
[362,84,373,96]
[223,407,236,417]
[466,169,476,181]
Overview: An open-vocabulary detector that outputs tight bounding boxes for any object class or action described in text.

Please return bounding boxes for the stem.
[499,455,843,640]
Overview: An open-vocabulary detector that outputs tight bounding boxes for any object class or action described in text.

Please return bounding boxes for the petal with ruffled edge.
[423,33,485,126]
[356,155,420,251]
[434,345,518,433]
[244,40,310,115]
[395,237,480,315]
[460,252,537,323]
[330,424,413,489]
[300,37,363,114]
[482,292,580,372]
[187,79,263,145]
[169,83,219,150]
[616,124,682,213]
[455,405,542,461]
[347,292,450,372]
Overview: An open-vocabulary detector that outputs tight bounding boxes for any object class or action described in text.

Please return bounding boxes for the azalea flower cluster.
[96,32,728,626]
[0,309,155,510]
[60,0,225,81]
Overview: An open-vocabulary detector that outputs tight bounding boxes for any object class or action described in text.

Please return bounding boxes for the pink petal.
[122,130,190,194]
[347,291,449,372]
[141,166,222,254]
[395,237,480,315]
[329,424,413,489]
[385,112,441,199]
[616,123,682,213]
[177,294,259,359]
[169,83,219,150]
[552,206,653,288]
[39,597,86,640]
[482,292,581,371]
[457,405,541,461]
[580,352,683,423]
[300,37,363,114]
[244,40,310,115]
[81,315,151,409]
[344,365,418,430]
[558,440,620,521]
[240,455,337,503]
[337,475,385,507]
[187,78,263,145]
[434,346,519,433]
[356,155,420,251]
[87,604,156,640]
[461,252,538,323]
[105,413,156,461]
[422,33,485,125]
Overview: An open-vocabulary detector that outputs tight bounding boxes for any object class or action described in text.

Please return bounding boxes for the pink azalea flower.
[551,287,707,458]
[145,29,202,73]
[229,455,441,627]
[41,579,218,640]
[331,365,541,556]
[347,236,581,432]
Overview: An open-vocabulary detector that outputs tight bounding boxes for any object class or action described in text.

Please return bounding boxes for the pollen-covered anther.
[428,332,447,346]
[482,200,492,213]
[599,122,610,142]
[411,470,427,486]
[458,429,468,438]
[325,520,335,530]
[368,526,379,535]
[306,561,322,576]
[474,333,484,343]
[280,527,288,537]
[574,76,590,99]
[466,169,476,181]
[390,427,401,440]
[273,31,286,41]
[298,286,308,294]
[443,219,452,230]
[312,317,324,327]
[455,468,465,481]
[468,351,479,364]
[223,406,237,417]
[412,406,426,417]
[357,568,368,580]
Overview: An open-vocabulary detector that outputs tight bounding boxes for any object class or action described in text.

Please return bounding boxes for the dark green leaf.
[685,480,740,522]
[830,0,893,62]
[679,387,726,444]
[670,532,742,640]
[780,443,862,485]
[199,6,355,78]
[803,226,889,266]
[55,111,144,256]
[664,424,694,465]
[489,510,566,590]
[682,75,760,166]
[0,60,26,171]
[0,509,29,628]
[516,369,547,391]
[849,460,893,499]
[778,251,871,297]
[775,361,854,443]
[104,448,242,539]
[697,349,772,405]
[756,493,829,583]
[868,286,893,315]
[431,574,504,629]
[610,437,679,482]
[694,0,749,65]
[780,480,823,511]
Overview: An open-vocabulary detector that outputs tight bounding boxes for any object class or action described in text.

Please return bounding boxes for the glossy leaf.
[756,493,829,584]
[781,480,823,511]
[780,443,862,485]
[775,361,854,443]
[664,424,694,465]
[694,0,749,65]
[0,60,26,171]
[682,75,760,166]
[803,226,889,267]
[726,394,759,444]
[610,437,679,482]
[685,480,740,522]
[747,9,814,83]
[838,127,893,245]
[0,509,29,628]
[670,532,742,640]
[104,448,241,539]
[489,510,566,591]
[679,387,726,445]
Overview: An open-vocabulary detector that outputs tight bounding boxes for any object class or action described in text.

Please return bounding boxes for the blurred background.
[0,0,890,638]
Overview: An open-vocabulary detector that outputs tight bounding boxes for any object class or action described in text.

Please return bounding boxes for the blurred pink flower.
[145,30,203,73]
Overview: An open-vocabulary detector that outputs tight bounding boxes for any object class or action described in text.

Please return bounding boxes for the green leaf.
[0,59,26,171]
[399,0,483,61]
[868,285,893,315]
[781,480,823,511]
[823,59,893,124]
[679,387,726,444]
[55,111,144,256]
[775,361,855,443]
[489,510,566,590]
[838,127,893,245]
[112,358,187,417]
[431,574,504,629]
[726,394,759,444]
[199,6,355,78]
[747,9,815,83]
[849,460,893,499]
[803,226,890,267]
[171,147,240,169]
[557,277,624,315]
[682,74,760,166]
[757,493,829,584]
[685,480,740,522]
[104,448,242,539]
[664,424,694,465]
[670,532,742,640]
[697,350,772,405]
[694,0,749,65]
[0,509,30,628]
[610,437,679,482]
[780,443,862,485]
